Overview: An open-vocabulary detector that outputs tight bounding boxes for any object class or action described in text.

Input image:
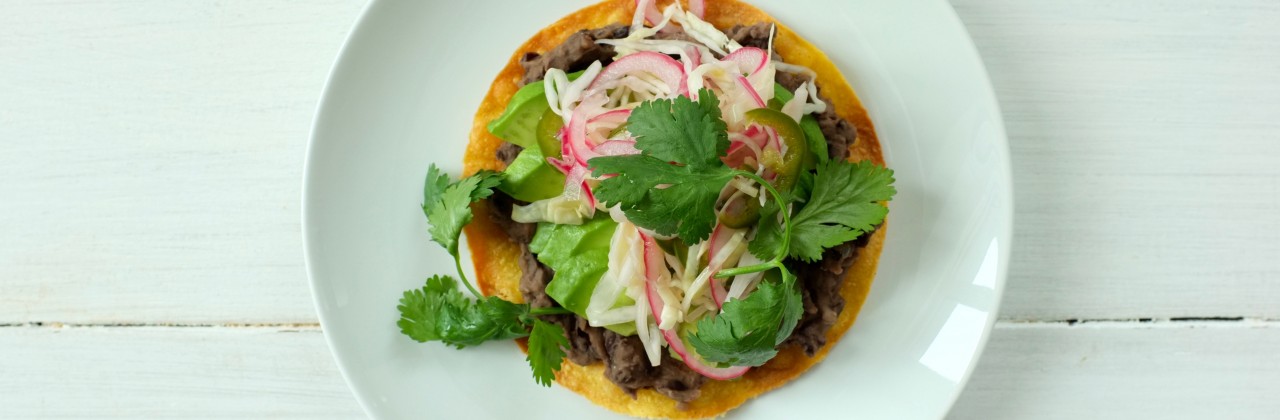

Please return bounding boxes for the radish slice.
[589,52,686,98]
[640,233,750,380]
[690,0,706,19]
[722,47,769,76]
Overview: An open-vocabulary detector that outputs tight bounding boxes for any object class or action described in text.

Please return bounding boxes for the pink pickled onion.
[662,328,748,380]
[763,125,781,153]
[640,233,749,380]
[589,52,686,97]
[581,180,598,216]
[684,46,702,69]
[593,140,641,156]
[634,0,664,27]
[562,164,589,200]
[724,126,767,168]
[588,109,631,125]
[722,140,749,168]
[679,46,702,98]
[705,224,736,309]
[737,76,765,108]
[565,102,603,166]
[641,234,666,325]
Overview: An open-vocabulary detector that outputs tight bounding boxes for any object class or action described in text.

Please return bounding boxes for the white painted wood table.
[2,1,1277,418]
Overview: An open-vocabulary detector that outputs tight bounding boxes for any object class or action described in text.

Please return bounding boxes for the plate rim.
[929,0,1014,415]
[301,0,380,417]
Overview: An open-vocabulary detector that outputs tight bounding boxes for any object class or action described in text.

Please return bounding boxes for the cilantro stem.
[715,170,795,279]
[716,259,784,278]
[453,253,483,298]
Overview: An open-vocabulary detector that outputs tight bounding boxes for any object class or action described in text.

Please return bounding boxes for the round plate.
[303,0,1011,418]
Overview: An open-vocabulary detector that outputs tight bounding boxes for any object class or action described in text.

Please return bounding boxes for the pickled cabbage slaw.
[497,1,830,379]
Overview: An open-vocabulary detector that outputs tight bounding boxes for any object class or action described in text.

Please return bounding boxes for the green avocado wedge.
[487,81,549,150]
[499,147,565,203]
[487,71,584,150]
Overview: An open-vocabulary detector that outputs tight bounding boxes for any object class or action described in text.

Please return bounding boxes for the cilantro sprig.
[589,90,734,243]
[684,270,804,366]
[397,165,572,387]
[747,160,896,262]
[587,91,895,367]
[421,165,504,296]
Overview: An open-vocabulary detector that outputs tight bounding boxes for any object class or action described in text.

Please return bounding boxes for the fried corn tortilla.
[461,0,886,417]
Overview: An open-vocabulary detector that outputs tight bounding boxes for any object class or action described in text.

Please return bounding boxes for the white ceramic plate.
[304,0,1011,418]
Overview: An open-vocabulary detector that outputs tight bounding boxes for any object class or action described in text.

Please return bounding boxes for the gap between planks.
[0,318,1277,330]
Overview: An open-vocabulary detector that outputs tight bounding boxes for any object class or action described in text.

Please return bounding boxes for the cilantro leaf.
[588,89,734,243]
[526,319,569,386]
[396,275,529,349]
[626,89,729,169]
[747,203,785,260]
[422,169,505,256]
[468,170,505,202]
[424,164,450,206]
[686,270,804,366]
[750,160,896,262]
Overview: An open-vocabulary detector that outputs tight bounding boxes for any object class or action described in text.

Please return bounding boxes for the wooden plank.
[0,323,1275,418]
[950,0,1280,319]
[0,1,365,323]
[950,321,1280,419]
[0,326,363,418]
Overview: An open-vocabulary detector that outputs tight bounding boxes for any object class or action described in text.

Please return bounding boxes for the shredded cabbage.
[512,194,592,224]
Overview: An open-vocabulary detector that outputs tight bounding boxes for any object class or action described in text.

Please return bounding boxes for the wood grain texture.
[950,322,1280,420]
[0,327,363,418]
[3,0,1277,324]
[1,324,1274,418]
[950,0,1280,319]
[0,0,365,323]
[0,0,1276,323]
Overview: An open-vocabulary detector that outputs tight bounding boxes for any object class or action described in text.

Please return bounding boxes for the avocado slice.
[487,81,549,150]
[498,147,565,202]
[487,70,586,150]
